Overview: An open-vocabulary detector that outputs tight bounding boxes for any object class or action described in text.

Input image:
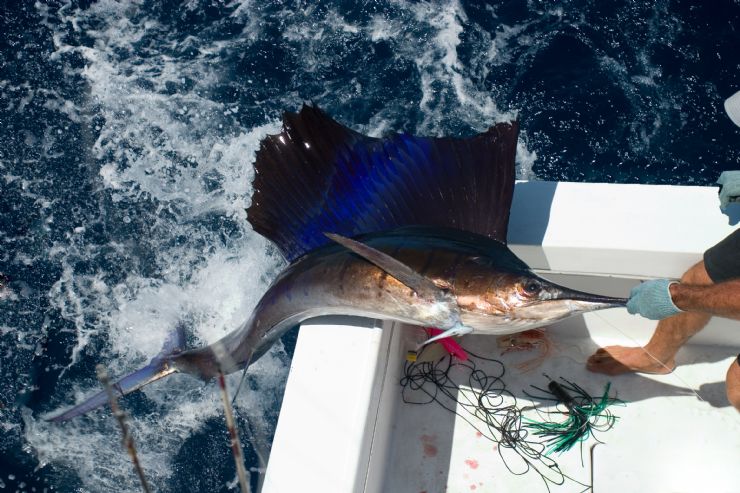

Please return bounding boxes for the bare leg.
[727,355,740,412]
[587,261,713,376]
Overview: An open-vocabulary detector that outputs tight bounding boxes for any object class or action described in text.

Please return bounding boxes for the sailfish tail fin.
[45,325,187,422]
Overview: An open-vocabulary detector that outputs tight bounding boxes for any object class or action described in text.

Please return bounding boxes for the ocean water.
[1,1,739,491]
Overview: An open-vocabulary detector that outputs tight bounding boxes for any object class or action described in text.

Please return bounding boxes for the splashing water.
[1,1,738,491]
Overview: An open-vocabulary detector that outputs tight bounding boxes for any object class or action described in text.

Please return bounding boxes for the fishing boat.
[262,180,740,493]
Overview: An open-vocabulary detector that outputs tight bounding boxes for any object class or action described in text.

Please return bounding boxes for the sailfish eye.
[522,281,541,295]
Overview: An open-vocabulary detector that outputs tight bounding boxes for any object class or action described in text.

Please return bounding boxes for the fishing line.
[232,366,249,405]
[590,312,705,402]
[400,346,592,493]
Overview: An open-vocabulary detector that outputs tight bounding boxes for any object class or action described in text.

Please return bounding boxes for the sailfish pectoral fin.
[324,232,452,304]
[324,232,468,336]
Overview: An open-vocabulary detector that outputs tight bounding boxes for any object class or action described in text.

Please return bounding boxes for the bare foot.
[586,346,675,376]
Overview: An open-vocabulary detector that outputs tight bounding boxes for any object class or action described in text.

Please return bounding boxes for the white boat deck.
[262,181,740,493]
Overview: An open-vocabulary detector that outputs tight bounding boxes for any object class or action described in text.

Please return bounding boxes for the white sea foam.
[487,23,530,67]
[516,136,538,180]
[26,2,287,491]
[368,15,399,42]
[400,1,531,174]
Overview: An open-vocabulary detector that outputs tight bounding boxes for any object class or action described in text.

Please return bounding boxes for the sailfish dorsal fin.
[247,105,519,262]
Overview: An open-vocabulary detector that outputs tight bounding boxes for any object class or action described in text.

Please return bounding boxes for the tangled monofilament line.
[400,348,593,493]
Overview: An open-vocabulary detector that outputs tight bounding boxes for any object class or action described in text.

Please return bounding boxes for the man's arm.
[626,278,740,321]
[670,279,740,320]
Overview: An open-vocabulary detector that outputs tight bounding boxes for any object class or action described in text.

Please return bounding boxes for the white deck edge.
[260,316,393,492]
[263,181,740,493]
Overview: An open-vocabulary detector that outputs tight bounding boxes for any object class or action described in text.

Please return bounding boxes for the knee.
[726,356,740,412]
[681,261,713,286]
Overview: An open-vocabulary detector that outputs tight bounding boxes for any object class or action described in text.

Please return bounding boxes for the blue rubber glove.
[626,279,682,320]
[717,171,740,211]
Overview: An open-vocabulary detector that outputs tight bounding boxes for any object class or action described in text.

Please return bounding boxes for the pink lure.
[426,328,469,361]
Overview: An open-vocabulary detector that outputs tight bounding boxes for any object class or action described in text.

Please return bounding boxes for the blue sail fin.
[247,105,519,262]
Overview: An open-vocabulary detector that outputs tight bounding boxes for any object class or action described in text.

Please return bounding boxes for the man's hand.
[717,171,740,211]
[626,279,682,320]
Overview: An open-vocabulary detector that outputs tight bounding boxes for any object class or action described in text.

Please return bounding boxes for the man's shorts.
[704,229,740,283]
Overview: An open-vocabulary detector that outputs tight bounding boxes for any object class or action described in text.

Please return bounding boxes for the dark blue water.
[1,1,739,491]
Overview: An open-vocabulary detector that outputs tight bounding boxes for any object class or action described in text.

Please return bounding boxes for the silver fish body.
[171,227,625,380]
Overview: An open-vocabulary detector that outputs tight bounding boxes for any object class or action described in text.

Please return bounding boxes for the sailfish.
[48,105,626,421]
